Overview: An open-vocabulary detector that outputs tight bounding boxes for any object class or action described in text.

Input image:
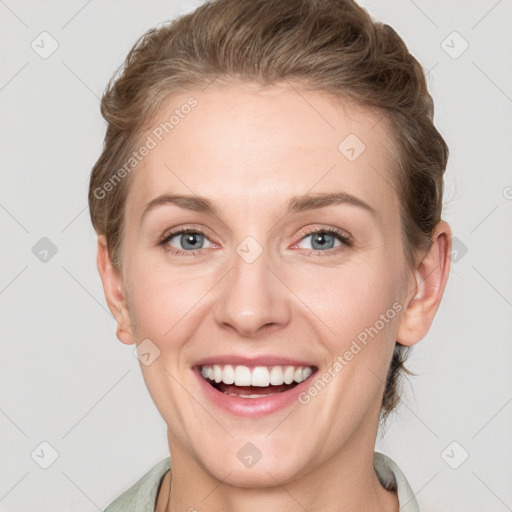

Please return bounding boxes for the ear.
[96,234,135,345]
[396,220,452,347]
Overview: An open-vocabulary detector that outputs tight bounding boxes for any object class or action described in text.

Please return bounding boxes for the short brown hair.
[88,0,449,418]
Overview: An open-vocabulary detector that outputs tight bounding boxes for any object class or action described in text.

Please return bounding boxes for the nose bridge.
[213,237,291,337]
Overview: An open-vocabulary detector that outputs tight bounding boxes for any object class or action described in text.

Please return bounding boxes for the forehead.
[126,83,398,222]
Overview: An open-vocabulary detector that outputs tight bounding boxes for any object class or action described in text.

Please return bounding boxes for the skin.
[96,81,451,512]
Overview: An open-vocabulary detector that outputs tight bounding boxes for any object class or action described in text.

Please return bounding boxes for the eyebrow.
[141,191,379,223]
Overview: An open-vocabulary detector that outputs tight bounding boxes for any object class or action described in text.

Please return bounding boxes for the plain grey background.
[1,1,511,511]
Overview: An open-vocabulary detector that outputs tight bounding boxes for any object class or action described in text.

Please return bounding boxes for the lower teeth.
[224,392,278,398]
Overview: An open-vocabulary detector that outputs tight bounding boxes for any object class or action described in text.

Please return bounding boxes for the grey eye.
[167,231,212,250]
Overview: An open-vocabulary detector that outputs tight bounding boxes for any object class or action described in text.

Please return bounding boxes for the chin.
[193,439,308,489]
[209,460,303,489]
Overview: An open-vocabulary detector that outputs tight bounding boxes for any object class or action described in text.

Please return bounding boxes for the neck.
[162,418,398,512]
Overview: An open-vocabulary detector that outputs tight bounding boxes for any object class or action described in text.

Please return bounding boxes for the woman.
[89,0,451,510]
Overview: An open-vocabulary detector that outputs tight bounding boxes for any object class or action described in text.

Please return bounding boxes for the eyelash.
[158,226,353,257]
[298,227,353,256]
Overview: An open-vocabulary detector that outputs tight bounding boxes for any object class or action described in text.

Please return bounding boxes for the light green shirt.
[104,452,419,511]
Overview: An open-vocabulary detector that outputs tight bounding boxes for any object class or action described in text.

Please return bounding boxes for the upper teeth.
[200,364,313,387]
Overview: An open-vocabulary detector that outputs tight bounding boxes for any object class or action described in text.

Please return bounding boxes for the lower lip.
[193,367,316,417]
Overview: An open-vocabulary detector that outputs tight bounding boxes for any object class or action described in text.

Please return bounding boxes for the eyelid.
[297,225,352,242]
[159,224,216,244]
[288,230,352,259]
[159,224,353,256]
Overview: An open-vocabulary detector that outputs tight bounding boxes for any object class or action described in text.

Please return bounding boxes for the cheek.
[124,235,405,358]
[300,260,403,356]
[124,258,212,342]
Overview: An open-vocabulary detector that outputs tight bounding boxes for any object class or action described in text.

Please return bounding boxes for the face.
[111,82,417,486]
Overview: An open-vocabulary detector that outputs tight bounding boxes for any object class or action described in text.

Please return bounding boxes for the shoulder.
[374,452,420,512]
[103,457,172,512]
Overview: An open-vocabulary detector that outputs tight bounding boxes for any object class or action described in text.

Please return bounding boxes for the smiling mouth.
[199,364,317,398]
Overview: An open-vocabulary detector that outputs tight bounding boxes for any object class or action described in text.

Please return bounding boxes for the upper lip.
[193,355,317,368]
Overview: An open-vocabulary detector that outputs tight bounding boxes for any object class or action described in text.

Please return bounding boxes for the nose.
[213,245,291,338]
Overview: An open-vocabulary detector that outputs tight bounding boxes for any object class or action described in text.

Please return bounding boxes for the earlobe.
[396,221,452,347]
[96,234,135,345]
